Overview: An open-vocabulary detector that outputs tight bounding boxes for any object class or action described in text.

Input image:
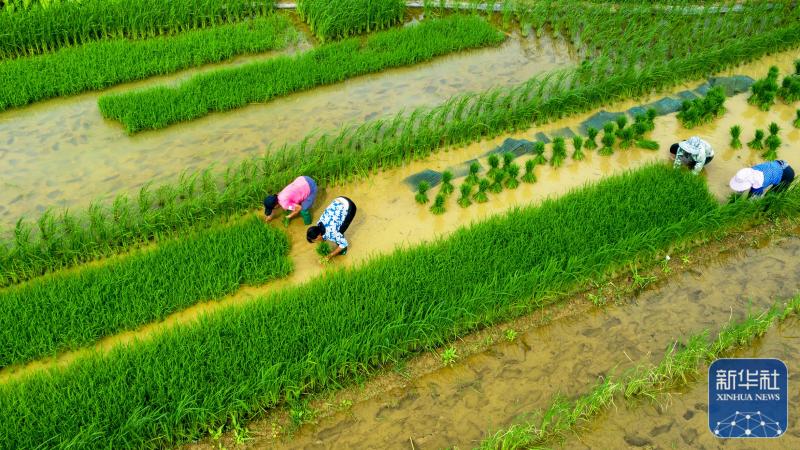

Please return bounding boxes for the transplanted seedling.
[430,193,446,215]
[636,140,659,151]
[457,183,472,208]
[316,241,332,257]
[584,127,598,150]
[505,163,520,189]
[768,122,780,136]
[614,115,628,134]
[465,161,480,184]
[489,169,505,193]
[440,170,454,195]
[730,125,742,149]
[415,181,430,204]
[473,178,490,203]
[522,159,537,184]
[486,154,501,178]
[550,136,567,167]
[795,110,800,128]
[618,126,635,149]
[532,141,547,164]
[441,347,458,367]
[572,135,585,161]
[763,134,781,160]
[748,129,765,150]
[502,151,515,169]
[504,329,518,342]
[599,122,616,156]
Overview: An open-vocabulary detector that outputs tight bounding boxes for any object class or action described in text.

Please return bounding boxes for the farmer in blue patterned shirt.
[729,160,795,197]
[306,197,358,261]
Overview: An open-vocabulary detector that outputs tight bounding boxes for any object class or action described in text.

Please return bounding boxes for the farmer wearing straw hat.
[263,176,318,225]
[306,196,357,262]
[670,136,715,175]
[729,160,795,197]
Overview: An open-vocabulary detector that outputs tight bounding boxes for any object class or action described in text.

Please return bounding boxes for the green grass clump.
[795,110,800,128]
[636,139,659,151]
[617,126,635,149]
[487,154,501,178]
[730,125,742,149]
[98,16,505,134]
[677,86,726,128]
[763,125,781,160]
[614,115,628,132]
[550,137,567,167]
[522,159,537,184]
[777,61,800,103]
[599,122,616,156]
[502,152,515,169]
[473,179,490,203]
[430,193,446,215]
[457,183,473,208]
[505,163,520,189]
[1,166,781,449]
[0,0,275,59]
[584,127,598,150]
[572,136,585,160]
[532,141,547,165]
[0,216,292,369]
[489,170,505,193]
[748,66,780,111]
[316,241,332,257]
[748,129,765,150]
[297,0,405,42]
[465,162,481,184]
[440,171,454,196]
[0,16,298,112]
[415,181,430,204]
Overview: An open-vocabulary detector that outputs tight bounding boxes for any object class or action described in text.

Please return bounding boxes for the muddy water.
[268,238,800,450]
[0,32,572,225]
[2,51,798,383]
[564,318,800,450]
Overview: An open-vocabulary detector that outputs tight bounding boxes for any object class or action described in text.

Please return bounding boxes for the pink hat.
[729,168,764,192]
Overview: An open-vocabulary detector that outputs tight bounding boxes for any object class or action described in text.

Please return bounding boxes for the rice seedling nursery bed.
[97,15,505,133]
[1,166,797,448]
[3,1,799,290]
[297,0,405,42]
[0,216,292,369]
[0,0,276,59]
[0,14,299,111]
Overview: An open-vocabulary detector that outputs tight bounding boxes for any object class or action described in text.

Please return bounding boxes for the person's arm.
[264,209,279,222]
[286,206,301,219]
[673,148,685,169]
[323,233,349,261]
[692,152,707,175]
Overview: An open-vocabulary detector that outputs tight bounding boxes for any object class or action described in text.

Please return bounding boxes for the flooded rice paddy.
[0,31,573,226]
[231,236,800,449]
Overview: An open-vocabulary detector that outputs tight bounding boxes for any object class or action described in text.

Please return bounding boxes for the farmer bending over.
[306,197,357,262]
[263,176,318,225]
[729,160,795,198]
[670,136,715,175]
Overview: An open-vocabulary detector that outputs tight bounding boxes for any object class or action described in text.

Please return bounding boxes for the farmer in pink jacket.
[263,176,318,225]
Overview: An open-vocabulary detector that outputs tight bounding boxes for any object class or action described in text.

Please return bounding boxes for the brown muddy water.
[1,51,798,383]
[563,317,800,450]
[0,31,573,226]
[232,237,800,450]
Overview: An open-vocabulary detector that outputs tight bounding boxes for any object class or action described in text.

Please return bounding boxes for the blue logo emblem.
[709,358,787,438]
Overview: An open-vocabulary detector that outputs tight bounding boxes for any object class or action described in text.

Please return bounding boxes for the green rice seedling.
[473,179,490,203]
[441,347,458,367]
[763,134,781,160]
[457,183,473,208]
[584,127,598,150]
[429,193,446,215]
[730,125,742,149]
[632,114,649,139]
[676,86,726,128]
[316,241,332,257]
[618,127,635,149]
[505,163,520,189]
[572,136,585,160]
[415,181,430,204]
[532,141,547,165]
[768,122,780,136]
[748,66,780,111]
[636,140,659,151]
[0,16,299,112]
[489,170,505,194]
[795,110,800,128]
[297,0,405,42]
[502,152,515,169]
[98,16,506,134]
[465,162,481,185]
[504,329,517,342]
[748,129,765,150]
[487,154,501,178]
[599,122,616,156]
[521,159,537,184]
[440,171,454,196]
[550,137,567,167]
[777,69,800,103]
[1,166,797,449]
[614,115,628,133]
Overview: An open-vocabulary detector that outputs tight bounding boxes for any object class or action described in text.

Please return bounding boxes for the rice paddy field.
[1,0,800,448]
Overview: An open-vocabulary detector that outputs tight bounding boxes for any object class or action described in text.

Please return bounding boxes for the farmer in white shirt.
[670,136,715,175]
[306,197,357,262]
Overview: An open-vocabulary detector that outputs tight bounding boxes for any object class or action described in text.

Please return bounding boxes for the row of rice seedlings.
[0,0,275,60]
[297,0,405,42]
[0,15,299,112]
[1,166,767,449]
[476,295,799,449]
[98,15,505,134]
[676,86,726,128]
[748,66,781,111]
[777,59,800,103]
[3,2,799,288]
[0,215,292,369]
